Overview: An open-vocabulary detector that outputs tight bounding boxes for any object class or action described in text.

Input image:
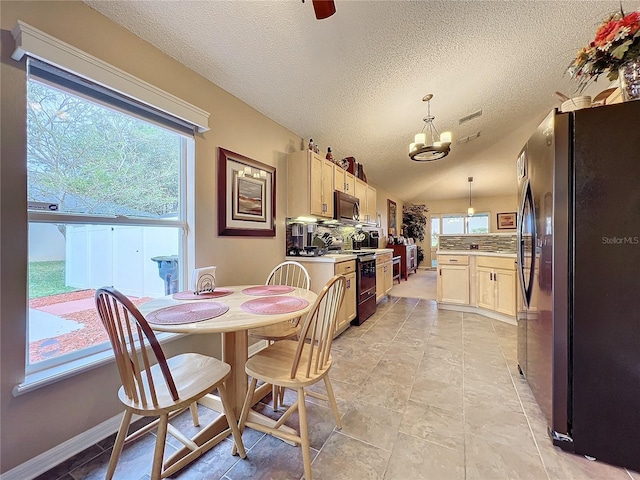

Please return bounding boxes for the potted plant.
[402,203,428,265]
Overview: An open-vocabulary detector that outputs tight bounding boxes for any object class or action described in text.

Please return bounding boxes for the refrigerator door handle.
[517,178,536,307]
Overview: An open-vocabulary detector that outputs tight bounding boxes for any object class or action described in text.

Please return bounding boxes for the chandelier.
[409,94,452,162]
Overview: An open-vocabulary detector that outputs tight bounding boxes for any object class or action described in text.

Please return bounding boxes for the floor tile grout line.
[461,310,468,480]
[489,318,553,480]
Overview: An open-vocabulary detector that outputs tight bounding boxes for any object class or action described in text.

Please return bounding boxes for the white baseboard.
[437,303,516,325]
[0,412,132,480]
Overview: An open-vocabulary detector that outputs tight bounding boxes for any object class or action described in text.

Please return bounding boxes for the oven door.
[358,258,376,294]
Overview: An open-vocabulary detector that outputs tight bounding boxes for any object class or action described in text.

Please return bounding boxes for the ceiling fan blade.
[312,0,336,19]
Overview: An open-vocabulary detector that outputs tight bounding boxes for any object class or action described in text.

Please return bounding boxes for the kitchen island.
[436,249,517,324]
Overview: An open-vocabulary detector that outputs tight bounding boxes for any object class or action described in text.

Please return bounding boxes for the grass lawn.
[29,261,79,299]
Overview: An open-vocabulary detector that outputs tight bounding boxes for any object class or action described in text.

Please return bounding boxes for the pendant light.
[302,0,336,19]
[409,94,452,162]
[467,176,475,216]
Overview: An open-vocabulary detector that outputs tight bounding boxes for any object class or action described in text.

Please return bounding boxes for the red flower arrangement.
[568,8,640,91]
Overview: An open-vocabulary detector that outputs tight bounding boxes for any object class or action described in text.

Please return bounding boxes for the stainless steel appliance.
[516,102,640,472]
[334,191,360,224]
[362,230,380,248]
[335,250,376,325]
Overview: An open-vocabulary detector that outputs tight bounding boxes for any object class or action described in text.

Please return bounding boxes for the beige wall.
[373,185,404,245]
[427,194,518,232]
[0,1,304,472]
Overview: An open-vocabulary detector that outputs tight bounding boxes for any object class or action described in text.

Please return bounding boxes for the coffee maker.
[286,221,326,256]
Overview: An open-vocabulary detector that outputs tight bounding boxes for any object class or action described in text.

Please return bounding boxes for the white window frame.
[13,21,205,393]
[432,212,491,235]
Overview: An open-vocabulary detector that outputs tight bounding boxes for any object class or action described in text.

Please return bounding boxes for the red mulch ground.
[29,290,151,364]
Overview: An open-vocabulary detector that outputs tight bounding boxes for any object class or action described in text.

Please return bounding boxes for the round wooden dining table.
[138,285,317,460]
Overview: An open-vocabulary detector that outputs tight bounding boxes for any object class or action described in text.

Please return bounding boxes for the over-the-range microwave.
[334,191,360,224]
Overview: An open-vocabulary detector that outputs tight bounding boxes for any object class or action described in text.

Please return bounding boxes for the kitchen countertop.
[437,250,516,257]
[286,248,393,264]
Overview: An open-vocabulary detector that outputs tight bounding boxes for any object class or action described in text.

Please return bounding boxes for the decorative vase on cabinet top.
[618,58,640,102]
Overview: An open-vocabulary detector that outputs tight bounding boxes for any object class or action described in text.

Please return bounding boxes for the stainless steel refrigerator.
[516,100,640,472]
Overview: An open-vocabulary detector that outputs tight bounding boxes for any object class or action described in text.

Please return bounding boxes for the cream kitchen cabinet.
[287,149,334,219]
[375,251,393,302]
[354,178,377,224]
[476,256,517,316]
[293,258,356,336]
[335,260,357,333]
[334,166,356,196]
[436,255,470,305]
[365,184,377,224]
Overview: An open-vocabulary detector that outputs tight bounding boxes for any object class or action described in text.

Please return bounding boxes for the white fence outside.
[30,223,179,298]
[66,224,179,298]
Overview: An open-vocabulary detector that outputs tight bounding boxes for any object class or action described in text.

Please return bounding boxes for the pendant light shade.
[311,0,336,19]
[409,94,452,162]
[467,176,474,216]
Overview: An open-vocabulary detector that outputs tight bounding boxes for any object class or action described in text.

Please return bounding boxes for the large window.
[430,213,490,267]
[27,68,191,373]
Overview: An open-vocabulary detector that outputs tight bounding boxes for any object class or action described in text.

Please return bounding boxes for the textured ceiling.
[84,0,640,202]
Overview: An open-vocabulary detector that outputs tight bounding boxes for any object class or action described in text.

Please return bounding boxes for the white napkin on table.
[191,266,217,295]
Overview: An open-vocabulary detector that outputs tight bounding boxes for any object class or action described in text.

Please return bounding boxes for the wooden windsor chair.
[94,287,246,480]
[238,275,346,480]
[248,260,311,410]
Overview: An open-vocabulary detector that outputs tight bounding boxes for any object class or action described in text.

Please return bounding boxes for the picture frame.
[218,147,275,237]
[388,199,397,235]
[497,212,517,230]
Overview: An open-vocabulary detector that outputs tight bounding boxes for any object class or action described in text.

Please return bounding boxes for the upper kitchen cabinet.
[334,166,356,196]
[287,150,334,219]
[354,178,377,224]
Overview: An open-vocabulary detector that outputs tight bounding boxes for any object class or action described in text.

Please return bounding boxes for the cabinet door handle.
[347,279,350,288]
[439,269,442,276]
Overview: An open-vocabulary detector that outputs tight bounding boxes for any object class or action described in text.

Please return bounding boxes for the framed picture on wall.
[388,199,397,235]
[497,212,517,230]
[218,147,275,236]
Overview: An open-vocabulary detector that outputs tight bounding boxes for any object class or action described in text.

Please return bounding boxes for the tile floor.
[36,296,640,480]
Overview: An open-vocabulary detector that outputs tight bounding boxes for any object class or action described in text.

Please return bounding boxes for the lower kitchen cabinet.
[476,256,517,316]
[375,252,393,302]
[294,258,356,336]
[436,253,517,324]
[335,260,357,333]
[437,255,470,305]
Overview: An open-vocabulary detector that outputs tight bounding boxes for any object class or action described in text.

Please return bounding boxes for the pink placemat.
[240,296,310,315]
[172,288,234,300]
[147,302,229,325]
[242,285,295,296]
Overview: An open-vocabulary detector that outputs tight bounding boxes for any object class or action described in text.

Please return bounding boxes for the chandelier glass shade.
[409,94,452,162]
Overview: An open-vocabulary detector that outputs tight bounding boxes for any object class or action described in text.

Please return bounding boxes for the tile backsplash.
[438,234,516,253]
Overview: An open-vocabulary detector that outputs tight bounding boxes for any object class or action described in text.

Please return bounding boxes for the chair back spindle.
[95,287,179,407]
[291,275,345,379]
[266,261,310,289]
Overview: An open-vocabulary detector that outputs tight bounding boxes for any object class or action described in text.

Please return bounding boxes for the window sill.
[13,332,183,396]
